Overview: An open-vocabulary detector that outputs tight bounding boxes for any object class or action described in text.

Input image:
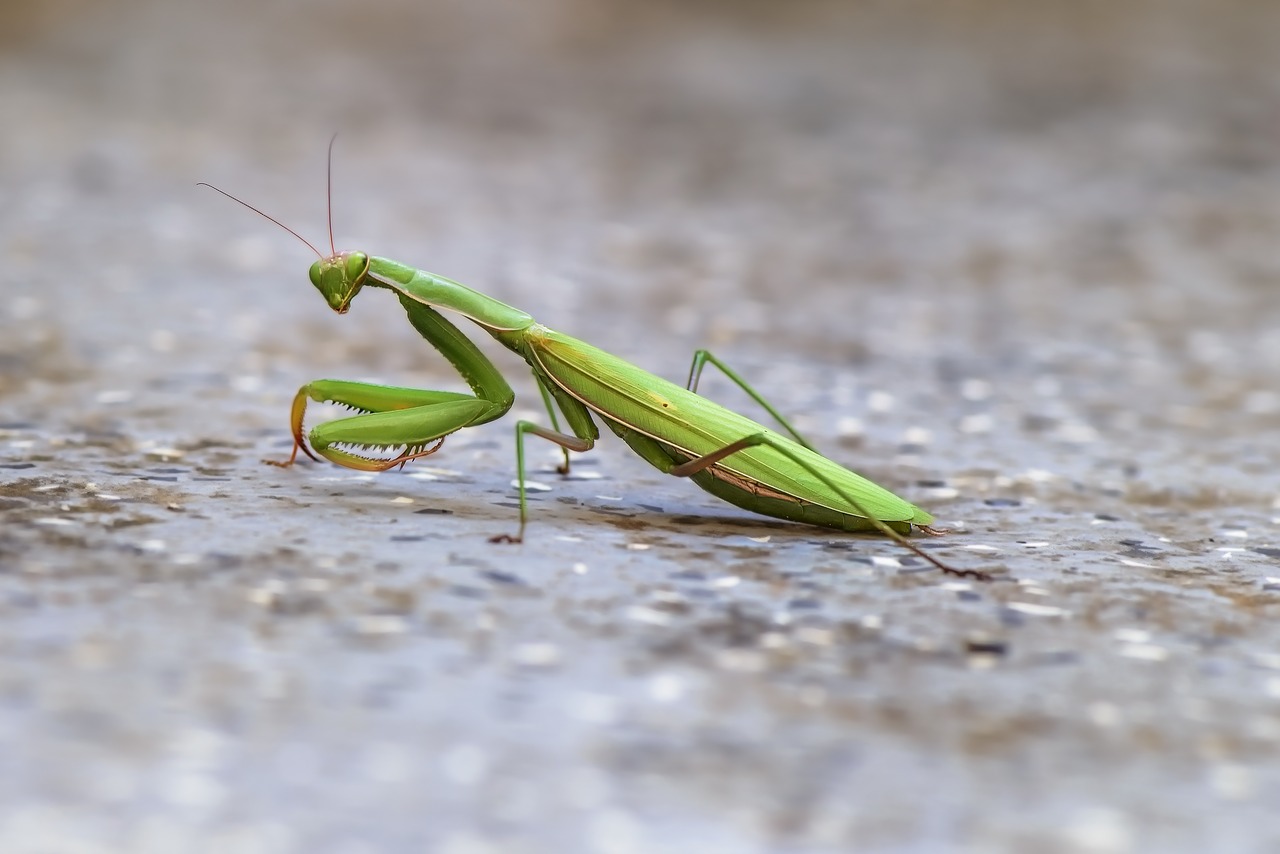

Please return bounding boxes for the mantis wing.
[528,329,931,525]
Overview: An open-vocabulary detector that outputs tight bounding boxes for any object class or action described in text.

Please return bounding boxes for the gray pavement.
[2,1,1279,851]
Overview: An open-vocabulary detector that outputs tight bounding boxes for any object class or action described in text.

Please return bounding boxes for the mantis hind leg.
[673,435,985,579]
[628,427,987,580]
[685,350,816,451]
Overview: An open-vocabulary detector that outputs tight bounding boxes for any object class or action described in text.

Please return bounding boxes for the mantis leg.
[533,371,572,475]
[685,350,816,451]
[666,434,985,579]
[493,375,600,543]
[269,380,507,472]
[608,423,984,580]
[270,299,516,471]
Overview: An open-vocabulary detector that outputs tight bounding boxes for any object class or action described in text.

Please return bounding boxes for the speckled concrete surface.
[2,1,1280,851]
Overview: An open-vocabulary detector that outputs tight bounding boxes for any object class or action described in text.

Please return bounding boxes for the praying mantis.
[202,147,986,580]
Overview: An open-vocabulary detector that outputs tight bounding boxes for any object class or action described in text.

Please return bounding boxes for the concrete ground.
[2,1,1279,851]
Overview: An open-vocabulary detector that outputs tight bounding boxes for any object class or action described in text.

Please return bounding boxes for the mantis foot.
[488,534,523,544]
[912,525,994,580]
[939,565,994,582]
[263,440,318,468]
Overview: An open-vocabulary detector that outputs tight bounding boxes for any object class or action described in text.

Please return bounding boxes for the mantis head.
[309,252,370,314]
[201,137,366,313]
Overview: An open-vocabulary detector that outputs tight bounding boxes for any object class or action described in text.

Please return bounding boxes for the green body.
[523,327,928,533]
[287,252,933,539]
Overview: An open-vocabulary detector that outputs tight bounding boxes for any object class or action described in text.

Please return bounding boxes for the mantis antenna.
[326,133,338,257]
[197,182,325,260]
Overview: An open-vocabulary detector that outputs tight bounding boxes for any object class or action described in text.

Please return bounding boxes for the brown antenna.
[196,182,324,260]
[326,133,339,257]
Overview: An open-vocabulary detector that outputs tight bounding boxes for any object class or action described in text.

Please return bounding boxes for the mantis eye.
[344,252,370,282]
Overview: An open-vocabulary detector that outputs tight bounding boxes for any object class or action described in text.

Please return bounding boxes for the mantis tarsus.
[201,151,989,581]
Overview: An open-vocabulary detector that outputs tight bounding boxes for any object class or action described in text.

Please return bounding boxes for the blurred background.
[2,1,1279,852]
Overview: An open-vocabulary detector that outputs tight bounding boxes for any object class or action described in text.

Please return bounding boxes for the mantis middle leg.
[496,374,601,543]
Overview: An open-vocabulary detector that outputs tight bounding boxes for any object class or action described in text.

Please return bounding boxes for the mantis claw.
[264,386,323,467]
[321,436,449,472]
[382,437,447,470]
[295,435,320,463]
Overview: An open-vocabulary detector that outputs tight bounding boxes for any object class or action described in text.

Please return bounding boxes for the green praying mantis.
[202,148,987,580]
